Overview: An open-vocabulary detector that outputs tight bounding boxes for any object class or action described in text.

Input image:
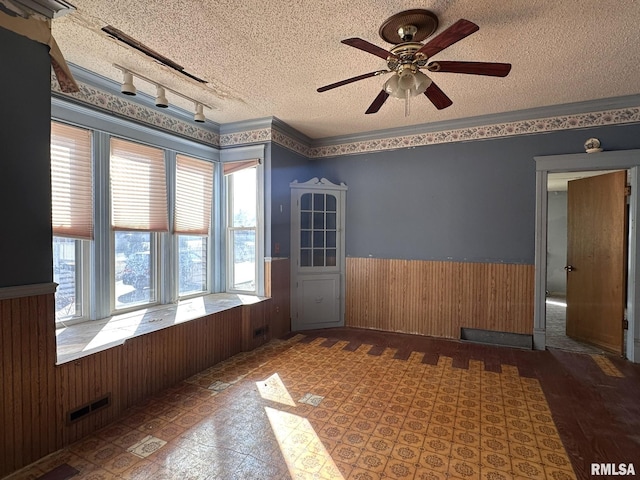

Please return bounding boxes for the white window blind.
[223,158,259,176]
[175,155,213,235]
[110,138,168,232]
[51,121,93,240]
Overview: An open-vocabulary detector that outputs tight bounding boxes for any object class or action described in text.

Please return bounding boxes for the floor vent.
[460,327,532,349]
[67,393,111,424]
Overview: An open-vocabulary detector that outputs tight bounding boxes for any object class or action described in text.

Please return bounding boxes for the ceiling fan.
[317,9,511,115]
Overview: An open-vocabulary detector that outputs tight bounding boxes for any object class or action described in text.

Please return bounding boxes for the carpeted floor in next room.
[6,328,640,480]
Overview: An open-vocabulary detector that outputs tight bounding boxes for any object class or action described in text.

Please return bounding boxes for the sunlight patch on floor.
[266,406,344,479]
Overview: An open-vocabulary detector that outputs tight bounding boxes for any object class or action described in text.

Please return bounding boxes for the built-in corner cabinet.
[290,178,347,331]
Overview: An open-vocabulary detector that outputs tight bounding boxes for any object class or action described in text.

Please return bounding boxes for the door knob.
[564,265,575,272]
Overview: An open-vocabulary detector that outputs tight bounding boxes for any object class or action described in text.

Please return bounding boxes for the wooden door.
[566,170,626,354]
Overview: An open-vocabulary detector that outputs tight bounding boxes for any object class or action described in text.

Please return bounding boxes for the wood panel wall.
[266,258,291,339]
[1,294,57,475]
[346,257,534,338]
[0,291,270,478]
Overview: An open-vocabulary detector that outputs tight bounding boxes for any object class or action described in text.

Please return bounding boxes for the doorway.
[546,170,627,354]
[534,149,640,363]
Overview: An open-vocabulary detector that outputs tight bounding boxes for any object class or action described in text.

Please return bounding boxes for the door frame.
[534,149,640,362]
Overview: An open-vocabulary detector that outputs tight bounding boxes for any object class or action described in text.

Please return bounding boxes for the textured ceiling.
[50,0,640,139]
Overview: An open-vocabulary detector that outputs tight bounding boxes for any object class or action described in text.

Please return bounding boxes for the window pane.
[231,167,256,227]
[232,229,255,291]
[313,231,324,248]
[326,249,337,267]
[179,235,207,296]
[313,193,325,211]
[53,236,78,320]
[301,193,312,211]
[326,231,336,248]
[300,249,312,267]
[301,212,311,230]
[326,213,337,230]
[313,249,325,267]
[301,230,311,248]
[326,194,337,212]
[313,212,325,229]
[115,231,155,309]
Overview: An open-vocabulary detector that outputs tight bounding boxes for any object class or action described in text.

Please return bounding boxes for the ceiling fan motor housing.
[379,9,439,44]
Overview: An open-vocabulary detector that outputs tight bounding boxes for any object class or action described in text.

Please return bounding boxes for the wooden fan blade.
[342,38,398,60]
[424,82,453,110]
[416,19,479,59]
[317,71,387,93]
[365,90,389,114]
[429,61,511,77]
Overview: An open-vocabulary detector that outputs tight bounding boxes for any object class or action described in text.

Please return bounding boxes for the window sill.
[55,293,267,365]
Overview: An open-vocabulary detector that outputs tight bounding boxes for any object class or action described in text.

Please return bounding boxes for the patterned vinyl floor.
[6,329,638,480]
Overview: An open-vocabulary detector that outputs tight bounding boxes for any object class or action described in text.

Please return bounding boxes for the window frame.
[50,120,94,325]
[221,145,265,297]
[53,236,90,326]
[226,169,258,294]
[52,98,226,323]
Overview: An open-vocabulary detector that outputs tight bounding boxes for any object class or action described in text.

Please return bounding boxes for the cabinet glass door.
[299,192,338,268]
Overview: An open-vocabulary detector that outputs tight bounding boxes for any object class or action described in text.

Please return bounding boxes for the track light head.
[121,71,136,96]
[155,85,169,108]
[194,103,205,123]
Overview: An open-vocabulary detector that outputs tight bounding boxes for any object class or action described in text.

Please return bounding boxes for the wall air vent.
[11,0,75,18]
[101,25,208,84]
[67,393,111,424]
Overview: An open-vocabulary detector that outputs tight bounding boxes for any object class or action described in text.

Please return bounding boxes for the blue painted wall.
[297,122,640,264]
[0,27,52,287]
[270,143,315,257]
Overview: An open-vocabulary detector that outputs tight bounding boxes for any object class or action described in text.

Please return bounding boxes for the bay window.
[51,98,264,326]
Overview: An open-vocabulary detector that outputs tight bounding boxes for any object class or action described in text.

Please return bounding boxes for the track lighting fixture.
[120,70,136,96]
[113,64,212,123]
[194,103,205,123]
[155,85,169,108]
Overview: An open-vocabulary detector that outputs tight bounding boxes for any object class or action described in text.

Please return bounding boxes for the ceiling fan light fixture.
[384,68,431,100]
[120,70,136,96]
[383,74,399,96]
[397,69,416,90]
[414,70,432,95]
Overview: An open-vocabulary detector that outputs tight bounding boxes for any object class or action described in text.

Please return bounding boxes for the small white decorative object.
[584,137,603,153]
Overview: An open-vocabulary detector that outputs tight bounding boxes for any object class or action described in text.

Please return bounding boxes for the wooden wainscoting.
[266,257,291,339]
[56,348,122,446]
[1,292,58,474]
[346,258,534,338]
[0,288,270,478]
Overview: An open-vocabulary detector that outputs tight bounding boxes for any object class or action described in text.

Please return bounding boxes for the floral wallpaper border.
[306,107,640,158]
[53,77,640,159]
[52,77,221,147]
